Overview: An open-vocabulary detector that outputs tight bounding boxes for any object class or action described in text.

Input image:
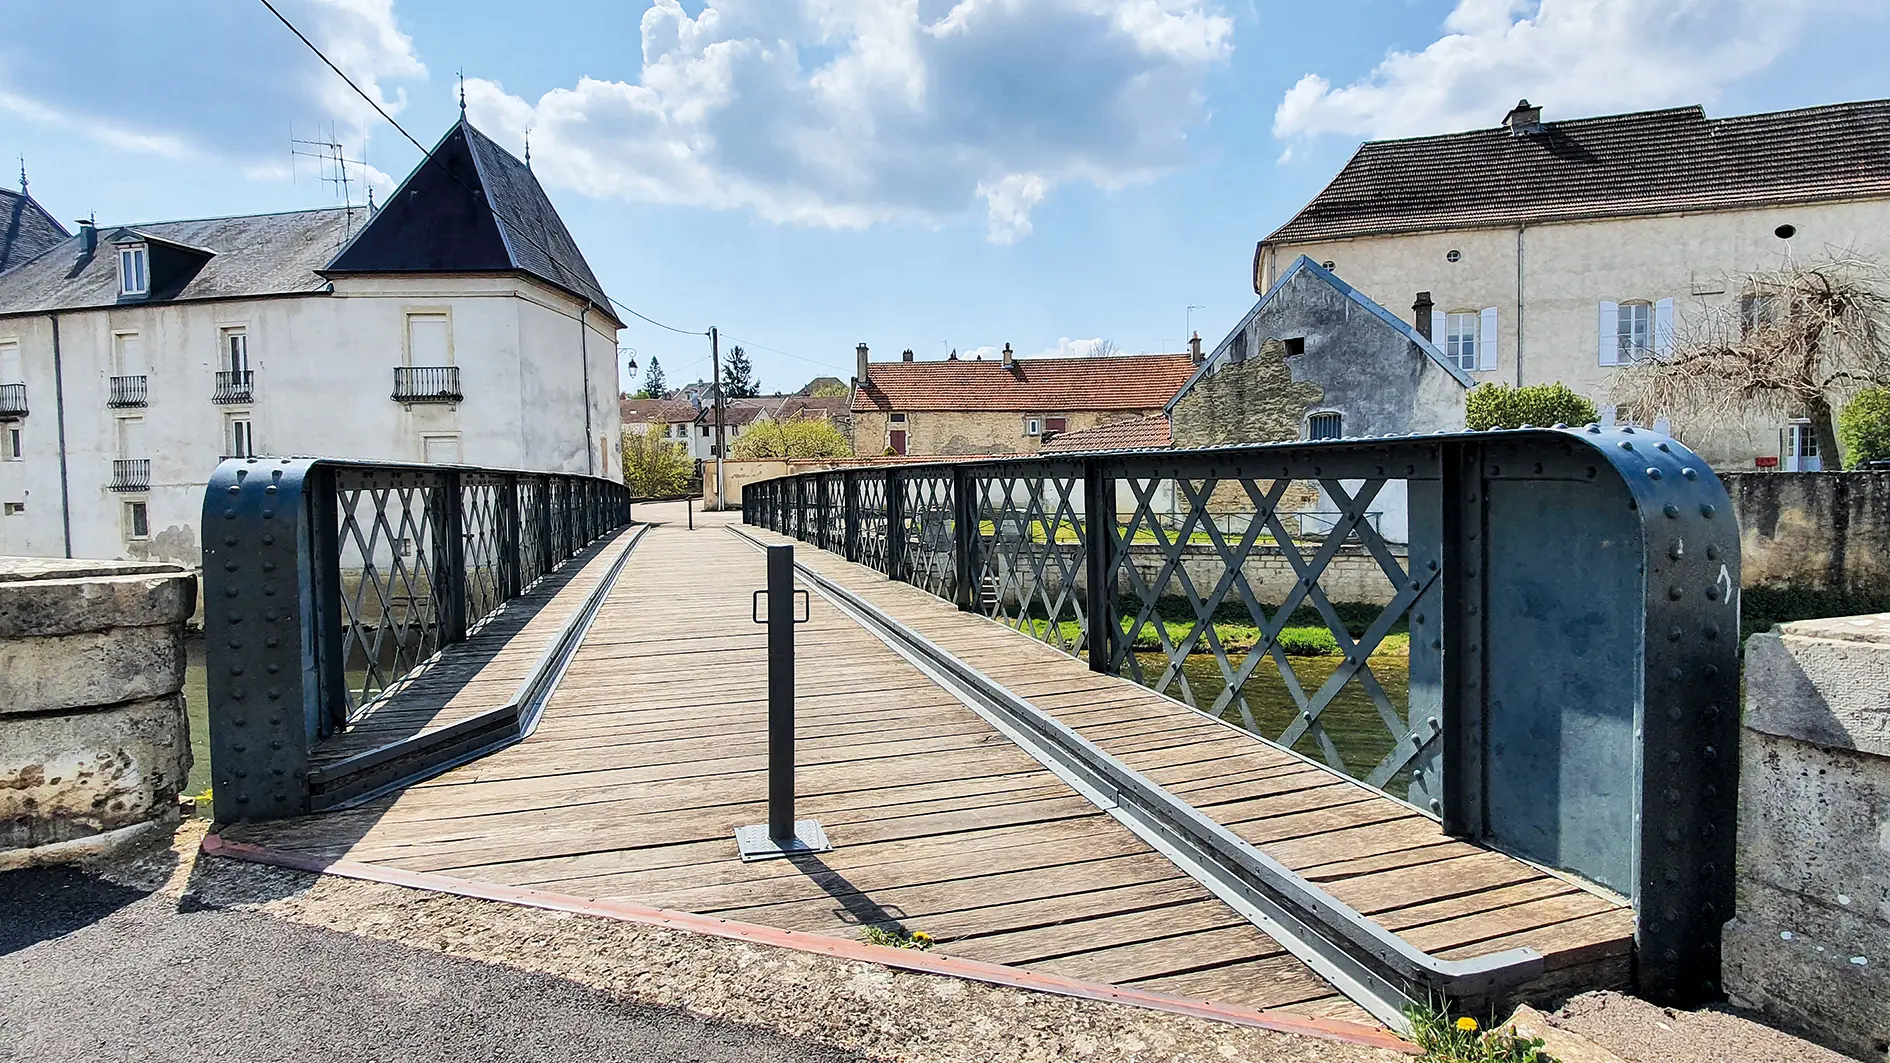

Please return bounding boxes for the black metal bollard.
[734,543,830,861]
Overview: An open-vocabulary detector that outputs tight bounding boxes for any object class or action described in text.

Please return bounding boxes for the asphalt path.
[0,865,870,1063]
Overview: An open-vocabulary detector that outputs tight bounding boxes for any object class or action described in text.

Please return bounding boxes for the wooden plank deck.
[310,530,638,769]
[742,519,1637,1001]
[225,504,1376,1025]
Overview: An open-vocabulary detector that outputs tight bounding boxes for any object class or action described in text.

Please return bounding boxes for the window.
[113,332,145,378]
[889,412,906,424]
[1307,412,1343,440]
[1445,312,1479,371]
[117,244,149,297]
[116,415,145,458]
[1741,293,1780,336]
[405,312,451,365]
[3,502,23,516]
[1783,421,1822,472]
[224,328,249,373]
[1025,417,1042,436]
[1041,417,1066,443]
[1618,301,1653,360]
[700,425,710,437]
[1282,336,1305,357]
[422,434,462,464]
[125,501,149,540]
[227,416,253,458]
[0,340,20,384]
[2,425,20,460]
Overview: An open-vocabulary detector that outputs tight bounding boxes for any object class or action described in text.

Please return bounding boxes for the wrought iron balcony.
[392,365,462,404]
[0,383,25,418]
[108,374,148,407]
[214,370,254,404]
[110,458,151,492]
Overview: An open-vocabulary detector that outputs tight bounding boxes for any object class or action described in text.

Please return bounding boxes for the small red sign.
[1755,456,1779,468]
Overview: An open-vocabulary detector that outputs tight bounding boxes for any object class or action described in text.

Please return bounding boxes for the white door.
[113,333,145,377]
[407,314,450,366]
[0,341,20,384]
[1783,422,1823,472]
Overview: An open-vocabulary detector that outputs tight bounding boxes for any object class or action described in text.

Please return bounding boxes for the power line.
[720,334,850,373]
[257,0,709,339]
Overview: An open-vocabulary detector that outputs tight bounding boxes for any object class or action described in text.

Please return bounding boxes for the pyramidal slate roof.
[0,188,70,274]
[325,119,619,325]
[1265,99,1890,246]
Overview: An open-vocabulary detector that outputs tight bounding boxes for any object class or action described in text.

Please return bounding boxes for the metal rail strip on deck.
[731,525,1539,1029]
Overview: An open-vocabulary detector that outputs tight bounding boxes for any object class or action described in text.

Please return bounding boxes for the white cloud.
[464,0,1233,243]
[1273,0,1854,143]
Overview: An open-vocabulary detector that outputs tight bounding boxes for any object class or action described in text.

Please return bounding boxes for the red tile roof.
[1265,99,1890,246]
[853,354,1196,413]
[619,398,698,424]
[1039,416,1172,453]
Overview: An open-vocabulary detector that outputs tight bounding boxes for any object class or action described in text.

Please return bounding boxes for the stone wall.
[1169,339,1320,447]
[1723,471,1890,598]
[1723,614,1890,1060]
[852,408,1155,459]
[0,557,196,865]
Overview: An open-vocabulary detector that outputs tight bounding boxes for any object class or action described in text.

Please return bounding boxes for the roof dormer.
[110,228,216,303]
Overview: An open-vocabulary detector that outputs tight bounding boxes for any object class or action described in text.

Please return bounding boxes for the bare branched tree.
[1613,253,1890,461]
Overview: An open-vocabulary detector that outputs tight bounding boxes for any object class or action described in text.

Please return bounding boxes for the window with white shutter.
[1598,301,1620,365]
[1444,312,1479,372]
[1478,307,1499,370]
[1653,297,1675,358]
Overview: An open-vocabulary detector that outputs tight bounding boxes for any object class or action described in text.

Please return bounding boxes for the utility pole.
[710,326,726,510]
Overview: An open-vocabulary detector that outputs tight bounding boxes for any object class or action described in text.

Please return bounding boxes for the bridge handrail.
[202,457,632,822]
[743,427,1742,1008]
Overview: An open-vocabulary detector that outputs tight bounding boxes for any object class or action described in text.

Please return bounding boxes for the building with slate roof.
[1256,97,1890,469]
[849,342,1198,456]
[0,117,621,564]
[0,184,70,275]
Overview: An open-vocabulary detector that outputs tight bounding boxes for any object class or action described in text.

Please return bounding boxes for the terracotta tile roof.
[853,354,1196,413]
[1265,99,1890,246]
[1039,416,1172,454]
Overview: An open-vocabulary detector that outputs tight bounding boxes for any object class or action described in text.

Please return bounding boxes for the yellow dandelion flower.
[1455,1017,1479,1033]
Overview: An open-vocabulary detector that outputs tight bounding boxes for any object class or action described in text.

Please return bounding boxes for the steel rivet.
[265,485,277,495]
[1682,468,1699,480]
[1663,503,1681,518]
[226,485,239,496]
[1705,544,1720,560]
[1647,468,1663,481]
[1701,504,1716,518]
[1428,798,1441,812]
[1669,667,1684,681]
[1620,441,1635,451]
[1669,585,1684,600]
[224,509,236,519]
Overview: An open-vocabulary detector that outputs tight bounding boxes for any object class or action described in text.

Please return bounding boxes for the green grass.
[971,518,1275,547]
[1404,1002,1555,1063]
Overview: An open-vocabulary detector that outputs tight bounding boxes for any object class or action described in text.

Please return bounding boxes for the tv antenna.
[290,122,370,241]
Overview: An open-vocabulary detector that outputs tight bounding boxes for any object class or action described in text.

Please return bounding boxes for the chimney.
[1503,99,1543,136]
[1188,332,1203,364]
[855,343,869,385]
[1001,342,1015,370]
[1413,291,1434,339]
[947,348,958,361]
[901,348,915,362]
[76,217,97,257]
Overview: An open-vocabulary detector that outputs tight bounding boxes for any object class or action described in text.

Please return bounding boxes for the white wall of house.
[0,273,620,565]
[1257,197,1890,468]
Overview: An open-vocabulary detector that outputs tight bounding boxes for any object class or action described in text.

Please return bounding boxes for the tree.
[1614,254,1890,462]
[1465,382,1599,431]
[620,429,694,497]
[1089,339,1121,358]
[722,345,760,398]
[642,355,667,399]
[731,416,854,460]
[1838,388,1890,468]
[800,376,849,397]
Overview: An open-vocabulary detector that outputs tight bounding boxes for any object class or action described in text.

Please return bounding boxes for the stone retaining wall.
[0,557,196,864]
[1723,614,1890,1060]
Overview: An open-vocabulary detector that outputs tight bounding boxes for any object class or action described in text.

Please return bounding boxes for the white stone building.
[1257,98,1890,470]
[0,117,623,565]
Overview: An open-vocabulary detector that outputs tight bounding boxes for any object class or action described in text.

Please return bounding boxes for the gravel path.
[4,822,1406,1063]
[1,864,868,1063]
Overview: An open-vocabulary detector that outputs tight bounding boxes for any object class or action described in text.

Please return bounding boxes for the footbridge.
[199,428,1740,1042]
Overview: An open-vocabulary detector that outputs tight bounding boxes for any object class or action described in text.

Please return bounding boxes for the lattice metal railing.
[742,433,1745,1005]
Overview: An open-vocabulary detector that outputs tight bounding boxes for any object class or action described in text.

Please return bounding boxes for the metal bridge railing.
[745,428,1743,1007]
[202,457,631,821]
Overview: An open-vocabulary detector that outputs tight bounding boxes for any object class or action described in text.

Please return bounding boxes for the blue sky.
[5,1,1886,395]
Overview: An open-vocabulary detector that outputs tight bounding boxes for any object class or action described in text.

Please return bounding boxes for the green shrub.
[1741,585,1890,645]
[1838,388,1890,468]
[1275,627,1341,656]
[1465,383,1599,432]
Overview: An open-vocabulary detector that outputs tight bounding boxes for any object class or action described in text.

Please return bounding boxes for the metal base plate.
[734,820,831,862]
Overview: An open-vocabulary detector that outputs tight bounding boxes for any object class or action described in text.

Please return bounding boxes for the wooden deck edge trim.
[306,526,648,809]
[197,832,1416,1054]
